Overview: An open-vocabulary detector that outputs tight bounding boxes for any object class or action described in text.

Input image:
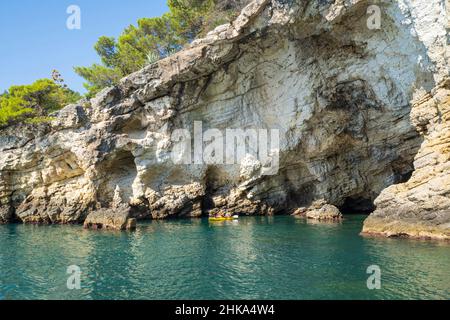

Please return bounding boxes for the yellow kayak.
[209,216,239,222]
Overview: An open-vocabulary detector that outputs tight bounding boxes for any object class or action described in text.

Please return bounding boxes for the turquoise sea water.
[0,215,449,300]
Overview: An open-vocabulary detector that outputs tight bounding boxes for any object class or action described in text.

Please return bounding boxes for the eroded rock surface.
[84,204,137,231]
[0,0,448,238]
[293,199,343,221]
[363,80,450,239]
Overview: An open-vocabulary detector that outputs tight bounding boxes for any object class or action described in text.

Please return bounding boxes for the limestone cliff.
[362,79,450,239]
[0,0,448,238]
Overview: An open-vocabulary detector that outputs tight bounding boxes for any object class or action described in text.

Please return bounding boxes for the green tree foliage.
[0,79,81,128]
[73,64,122,98]
[75,0,247,98]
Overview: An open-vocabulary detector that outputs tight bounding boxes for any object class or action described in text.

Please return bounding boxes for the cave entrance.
[201,166,232,216]
[339,196,375,215]
[98,150,137,206]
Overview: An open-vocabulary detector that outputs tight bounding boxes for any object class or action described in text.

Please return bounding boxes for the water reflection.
[0,216,448,300]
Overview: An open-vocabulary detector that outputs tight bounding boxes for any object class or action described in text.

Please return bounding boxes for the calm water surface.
[0,215,449,300]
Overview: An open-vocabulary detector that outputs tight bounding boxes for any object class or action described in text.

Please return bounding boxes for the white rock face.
[0,0,448,239]
[363,79,450,239]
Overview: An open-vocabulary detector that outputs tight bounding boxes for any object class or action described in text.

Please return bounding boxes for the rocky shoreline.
[362,79,450,240]
[0,0,449,239]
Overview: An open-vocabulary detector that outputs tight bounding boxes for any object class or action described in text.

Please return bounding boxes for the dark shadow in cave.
[201,166,232,216]
[97,150,138,206]
[339,197,375,215]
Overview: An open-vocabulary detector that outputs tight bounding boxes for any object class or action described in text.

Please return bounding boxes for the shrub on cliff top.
[75,0,250,98]
[0,79,81,128]
[1,1,250,128]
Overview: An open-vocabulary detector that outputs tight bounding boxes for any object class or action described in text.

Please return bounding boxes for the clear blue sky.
[0,0,168,94]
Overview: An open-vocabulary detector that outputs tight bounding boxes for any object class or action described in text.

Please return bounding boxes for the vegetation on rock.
[74,0,249,97]
[0,77,81,128]
[1,1,249,127]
